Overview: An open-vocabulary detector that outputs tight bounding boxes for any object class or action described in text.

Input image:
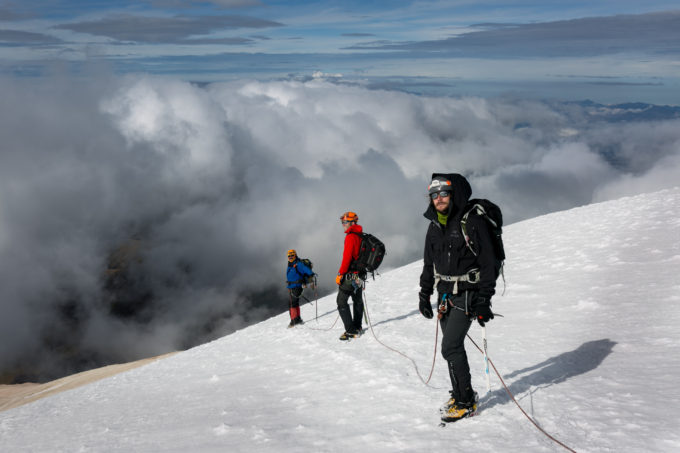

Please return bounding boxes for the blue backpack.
[294,258,315,284]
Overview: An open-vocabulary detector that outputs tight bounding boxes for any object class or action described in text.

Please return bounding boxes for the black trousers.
[336,276,364,333]
[439,291,475,402]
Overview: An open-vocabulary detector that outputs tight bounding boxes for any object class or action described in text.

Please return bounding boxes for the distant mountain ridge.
[570,99,680,122]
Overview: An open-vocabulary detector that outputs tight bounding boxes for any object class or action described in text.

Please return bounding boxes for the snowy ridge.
[2,187,680,452]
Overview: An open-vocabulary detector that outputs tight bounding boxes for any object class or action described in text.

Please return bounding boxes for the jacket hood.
[424,172,472,220]
[345,223,363,234]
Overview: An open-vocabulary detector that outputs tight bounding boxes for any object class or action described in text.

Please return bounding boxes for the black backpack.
[460,199,505,280]
[294,258,315,284]
[349,232,386,276]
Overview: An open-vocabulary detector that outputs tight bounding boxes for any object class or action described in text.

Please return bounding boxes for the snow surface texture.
[2,187,680,452]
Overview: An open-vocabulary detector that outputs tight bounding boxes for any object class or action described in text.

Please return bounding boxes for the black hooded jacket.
[419,173,496,300]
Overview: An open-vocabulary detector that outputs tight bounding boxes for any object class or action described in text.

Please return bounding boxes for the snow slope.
[2,187,680,452]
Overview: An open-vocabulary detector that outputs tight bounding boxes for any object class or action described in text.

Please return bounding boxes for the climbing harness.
[343,272,365,294]
[437,291,473,319]
[434,268,480,295]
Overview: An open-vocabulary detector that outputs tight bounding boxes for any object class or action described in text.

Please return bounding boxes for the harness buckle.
[467,269,480,284]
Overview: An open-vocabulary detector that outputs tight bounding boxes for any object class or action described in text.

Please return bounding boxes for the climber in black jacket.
[418,173,496,422]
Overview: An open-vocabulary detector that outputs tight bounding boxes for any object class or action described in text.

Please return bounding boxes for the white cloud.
[1,73,679,380]
[594,151,680,202]
[101,76,233,171]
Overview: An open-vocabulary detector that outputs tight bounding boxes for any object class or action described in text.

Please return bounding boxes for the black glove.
[419,291,433,319]
[473,299,494,326]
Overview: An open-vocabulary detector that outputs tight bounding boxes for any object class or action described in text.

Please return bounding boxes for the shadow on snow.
[481,338,617,412]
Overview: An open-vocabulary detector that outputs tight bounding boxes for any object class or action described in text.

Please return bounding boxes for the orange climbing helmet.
[339,211,358,224]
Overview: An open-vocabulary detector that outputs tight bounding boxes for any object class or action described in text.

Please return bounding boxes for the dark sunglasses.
[341,220,351,225]
[287,254,296,258]
[430,190,451,200]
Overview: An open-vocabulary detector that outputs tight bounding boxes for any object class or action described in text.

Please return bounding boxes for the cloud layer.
[54,14,282,44]
[1,74,678,381]
[348,11,680,58]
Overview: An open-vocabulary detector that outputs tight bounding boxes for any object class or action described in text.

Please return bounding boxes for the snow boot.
[439,393,457,414]
[339,331,361,341]
[441,392,478,423]
[288,316,304,328]
[440,390,478,414]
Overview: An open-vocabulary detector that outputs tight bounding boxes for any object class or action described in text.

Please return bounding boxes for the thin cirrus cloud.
[146,0,264,7]
[341,33,376,37]
[0,29,63,45]
[346,11,680,58]
[53,14,283,44]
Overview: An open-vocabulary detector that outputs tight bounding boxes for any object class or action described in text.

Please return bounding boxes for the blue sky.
[1,0,679,102]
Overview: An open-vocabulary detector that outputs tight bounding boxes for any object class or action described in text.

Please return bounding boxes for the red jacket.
[338,223,363,274]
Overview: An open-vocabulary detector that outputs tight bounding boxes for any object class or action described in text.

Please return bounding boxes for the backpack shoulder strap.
[460,202,493,256]
[460,204,478,255]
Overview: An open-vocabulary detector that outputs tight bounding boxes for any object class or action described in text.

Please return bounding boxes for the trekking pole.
[482,326,490,391]
[361,278,368,326]
[314,275,318,322]
[480,312,503,388]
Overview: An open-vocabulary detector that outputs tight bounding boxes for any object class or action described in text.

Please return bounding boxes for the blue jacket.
[287,259,314,289]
